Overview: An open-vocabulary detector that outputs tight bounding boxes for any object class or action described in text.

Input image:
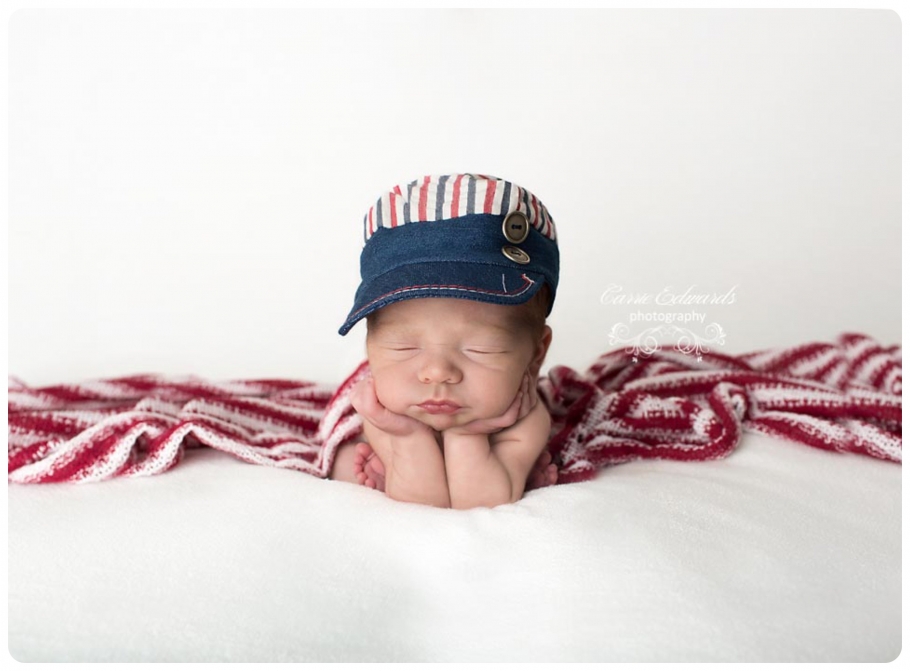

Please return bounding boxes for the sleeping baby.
[329,174,560,509]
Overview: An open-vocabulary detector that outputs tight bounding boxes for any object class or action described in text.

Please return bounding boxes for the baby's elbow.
[451,483,515,510]
[509,484,526,505]
[451,499,499,511]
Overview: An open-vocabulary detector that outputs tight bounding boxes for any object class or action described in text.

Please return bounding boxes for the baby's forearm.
[442,433,513,510]
[384,431,451,509]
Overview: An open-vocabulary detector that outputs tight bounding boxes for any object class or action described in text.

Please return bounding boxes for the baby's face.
[365,297,550,433]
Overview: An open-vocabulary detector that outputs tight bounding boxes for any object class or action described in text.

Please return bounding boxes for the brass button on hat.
[502,211,529,244]
[501,245,530,264]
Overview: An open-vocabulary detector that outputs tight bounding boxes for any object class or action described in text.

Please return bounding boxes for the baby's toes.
[353,453,366,474]
[353,444,370,471]
[357,470,378,489]
[353,442,380,489]
[547,464,558,485]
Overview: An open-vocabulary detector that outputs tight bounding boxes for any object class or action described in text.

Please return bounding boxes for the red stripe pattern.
[7,333,900,485]
[361,173,558,244]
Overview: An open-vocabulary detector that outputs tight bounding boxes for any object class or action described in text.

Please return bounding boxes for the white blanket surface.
[8,431,900,662]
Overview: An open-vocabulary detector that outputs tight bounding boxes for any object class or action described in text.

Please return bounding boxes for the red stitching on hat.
[351,274,537,321]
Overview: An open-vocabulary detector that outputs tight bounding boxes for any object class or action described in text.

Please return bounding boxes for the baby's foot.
[525,449,559,491]
[353,442,386,491]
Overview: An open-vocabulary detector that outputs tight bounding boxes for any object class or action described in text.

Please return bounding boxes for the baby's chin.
[408,410,465,431]
[406,408,472,432]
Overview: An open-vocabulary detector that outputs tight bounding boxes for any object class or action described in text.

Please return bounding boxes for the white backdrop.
[9,9,901,387]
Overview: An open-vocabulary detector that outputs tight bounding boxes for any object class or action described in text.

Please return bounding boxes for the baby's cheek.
[376,385,413,416]
[370,382,393,410]
[488,380,522,414]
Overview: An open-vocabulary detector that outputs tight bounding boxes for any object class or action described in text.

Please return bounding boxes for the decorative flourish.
[609,323,726,360]
[672,323,726,357]
[607,324,667,357]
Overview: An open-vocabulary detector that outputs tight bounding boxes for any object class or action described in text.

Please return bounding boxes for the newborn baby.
[329,173,561,509]
[331,292,558,508]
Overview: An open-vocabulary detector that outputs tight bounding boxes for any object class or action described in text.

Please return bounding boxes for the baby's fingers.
[353,377,428,437]
[527,372,539,410]
[351,378,388,424]
[503,382,525,425]
[477,385,522,433]
[517,372,535,419]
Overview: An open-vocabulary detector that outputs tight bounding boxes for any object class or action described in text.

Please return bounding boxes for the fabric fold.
[8,333,901,485]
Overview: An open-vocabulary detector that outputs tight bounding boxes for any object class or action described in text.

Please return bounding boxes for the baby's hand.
[446,370,538,437]
[351,377,434,438]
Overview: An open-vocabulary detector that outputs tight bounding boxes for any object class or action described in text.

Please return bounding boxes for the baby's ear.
[529,326,553,376]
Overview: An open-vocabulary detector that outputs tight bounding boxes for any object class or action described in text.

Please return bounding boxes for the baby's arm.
[442,432,511,509]
[443,373,550,509]
[444,403,550,509]
[490,401,551,501]
[351,378,450,508]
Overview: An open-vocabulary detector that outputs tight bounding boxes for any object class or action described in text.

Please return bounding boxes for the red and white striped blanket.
[7,332,901,485]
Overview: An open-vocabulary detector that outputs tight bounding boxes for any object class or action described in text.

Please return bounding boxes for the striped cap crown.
[362,173,558,244]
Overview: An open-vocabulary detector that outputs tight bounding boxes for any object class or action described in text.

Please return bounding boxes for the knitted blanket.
[8,332,901,485]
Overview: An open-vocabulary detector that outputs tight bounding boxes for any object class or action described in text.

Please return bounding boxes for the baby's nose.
[419,353,462,384]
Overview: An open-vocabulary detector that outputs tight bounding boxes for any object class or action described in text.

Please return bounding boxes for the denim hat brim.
[338,213,558,336]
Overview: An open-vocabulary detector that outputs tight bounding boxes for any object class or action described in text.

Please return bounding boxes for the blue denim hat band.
[338,213,559,336]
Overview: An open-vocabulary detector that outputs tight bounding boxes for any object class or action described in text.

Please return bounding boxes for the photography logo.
[601,283,737,361]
